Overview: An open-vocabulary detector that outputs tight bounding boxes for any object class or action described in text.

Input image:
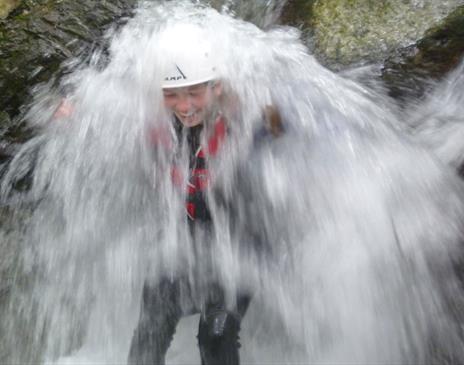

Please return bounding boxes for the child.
[128,23,255,365]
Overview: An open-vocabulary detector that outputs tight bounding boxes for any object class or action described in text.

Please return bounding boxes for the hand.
[53,98,74,119]
[263,105,283,137]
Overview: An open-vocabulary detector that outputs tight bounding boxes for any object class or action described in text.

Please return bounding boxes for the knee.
[198,310,240,344]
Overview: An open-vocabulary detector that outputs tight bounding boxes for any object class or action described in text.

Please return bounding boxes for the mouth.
[175,111,203,126]
[178,112,199,123]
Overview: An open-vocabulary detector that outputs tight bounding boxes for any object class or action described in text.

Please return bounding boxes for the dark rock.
[382,5,464,102]
[0,2,137,361]
[279,0,315,30]
[0,0,137,145]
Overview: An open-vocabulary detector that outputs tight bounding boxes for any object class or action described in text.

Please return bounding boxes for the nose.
[176,94,193,114]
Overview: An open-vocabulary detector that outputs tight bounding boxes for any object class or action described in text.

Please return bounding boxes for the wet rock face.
[279,0,315,47]
[0,4,136,358]
[280,0,315,28]
[308,0,463,70]
[0,0,137,142]
[382,5,464,101]
[280,0,464,102]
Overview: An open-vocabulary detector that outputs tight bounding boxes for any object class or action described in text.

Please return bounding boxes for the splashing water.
[407,61,464,172]
[1,1,464,364]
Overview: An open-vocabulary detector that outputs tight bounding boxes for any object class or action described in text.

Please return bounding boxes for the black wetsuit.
[128,119,251,365]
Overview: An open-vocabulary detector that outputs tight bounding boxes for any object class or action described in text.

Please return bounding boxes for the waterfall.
[1,1,463,364]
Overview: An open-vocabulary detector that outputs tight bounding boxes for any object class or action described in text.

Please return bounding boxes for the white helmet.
[159,23,217,89]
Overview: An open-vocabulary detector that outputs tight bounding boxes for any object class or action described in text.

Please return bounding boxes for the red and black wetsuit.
[171,115,226,222]
[129,115,250,365]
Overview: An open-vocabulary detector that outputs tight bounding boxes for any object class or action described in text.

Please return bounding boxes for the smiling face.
[162,82,222,128]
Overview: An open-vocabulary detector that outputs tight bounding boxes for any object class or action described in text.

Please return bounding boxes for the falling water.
[407,61,464,171]
[1,1,464,364]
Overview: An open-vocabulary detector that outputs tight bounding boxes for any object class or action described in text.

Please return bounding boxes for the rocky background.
[0,0,137,159]
[281,0,464,100]
[1,0,463,143]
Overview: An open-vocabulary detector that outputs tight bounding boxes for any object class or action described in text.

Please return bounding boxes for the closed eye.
[163,93,176,99]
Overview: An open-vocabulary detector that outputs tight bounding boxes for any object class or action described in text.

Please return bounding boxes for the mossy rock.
[0,0,21,19]
[382,5,464,101]
[0,0,137,144]
[310,0,462,69]
[285,0,464,102]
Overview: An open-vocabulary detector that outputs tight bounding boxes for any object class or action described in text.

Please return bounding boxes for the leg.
[197,284,251,365]
[128,278,182,365]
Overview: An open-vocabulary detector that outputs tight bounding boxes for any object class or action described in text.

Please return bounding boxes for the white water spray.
[1,2,464,364]
[407,61,464,171]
